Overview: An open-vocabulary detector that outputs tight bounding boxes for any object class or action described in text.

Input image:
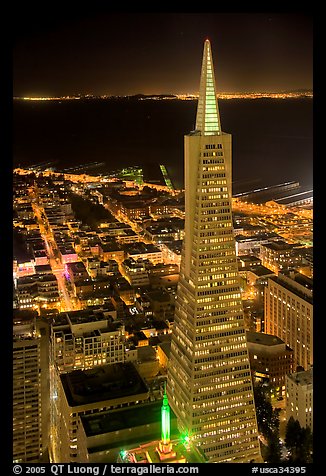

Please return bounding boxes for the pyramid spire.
[195,39,221,135]
[167,39,262,463]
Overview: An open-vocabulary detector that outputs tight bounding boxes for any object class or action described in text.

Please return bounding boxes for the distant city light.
[14,90,313,102]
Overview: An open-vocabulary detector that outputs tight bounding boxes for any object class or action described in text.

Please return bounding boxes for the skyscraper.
[13,311,44,462]
[166,39,262,463]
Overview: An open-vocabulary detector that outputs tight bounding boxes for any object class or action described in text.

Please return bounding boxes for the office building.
[50,309,124,373]
[166,39,261,463]
[13,311,44,462]
[246,331,294,397]
[260,240,303,273]
[264,272,313,370]
[286,369,313,430]
[51,362,150,462]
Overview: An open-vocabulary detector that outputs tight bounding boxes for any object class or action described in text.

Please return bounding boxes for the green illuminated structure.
[159,164,174,190]
[117,385,207,463]
[117,166,143,186]
[161,383,171,445]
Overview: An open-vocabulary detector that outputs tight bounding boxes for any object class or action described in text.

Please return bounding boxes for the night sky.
[13,11,313,97]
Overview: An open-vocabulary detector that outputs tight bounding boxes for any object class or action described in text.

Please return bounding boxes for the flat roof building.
[286,369,313,430]
[246,331,294,396]
[265,272,313,370]
[260,240,304,273]
[235,233,281,257]
[78,399,180,463]
[51,309,122,372]
[52,362,150,462]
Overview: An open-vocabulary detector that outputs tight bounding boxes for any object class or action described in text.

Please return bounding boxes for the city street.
[30,186,80,312]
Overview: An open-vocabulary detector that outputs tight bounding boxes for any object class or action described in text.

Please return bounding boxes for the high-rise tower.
[13,311,44,462]
[167,39,261,463]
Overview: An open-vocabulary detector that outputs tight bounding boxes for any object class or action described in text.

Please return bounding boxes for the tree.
[265,432,282,464]
[254,383,279,439]
[298,426,313,463]
[68,192,115,229]
[254,382,282,463]
[285,417,313,463]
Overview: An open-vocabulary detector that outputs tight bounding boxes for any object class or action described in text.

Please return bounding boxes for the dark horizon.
[13,12,313,98]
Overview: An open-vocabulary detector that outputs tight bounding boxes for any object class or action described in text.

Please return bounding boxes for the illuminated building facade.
[259,240,303,274]
[127,243,163,265]
[49,310,126,461]
[16,273,60,310]
[286,368,313,430]
[167,39,261,463]
[121,258,150,287]
[264,272,313,370]
[50,310,125,372]
[13,312,43,462]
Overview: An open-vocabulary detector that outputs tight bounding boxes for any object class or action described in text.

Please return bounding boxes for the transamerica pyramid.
[166,39,262,463]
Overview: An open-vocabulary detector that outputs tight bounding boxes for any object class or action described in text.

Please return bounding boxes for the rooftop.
[291,272,313,291]
[287,368,313,387]
[146,290,171,302]
[66,309,109,325]
[121,201,149,209]
[248,265,276,277]
[82,323,123,337]
[37,273,58,282]
[33,249,47,257]
[238,255,261,263]
[106,222,132,230]
[81,399,178,437]
[157,341,171,357]
[61,362,149,407]
[125,437,207,464]
[246,331,285,347]
[58,245,76,254]
[100,242,122,252]
[13,309,38,325]
[165,240,183,254]
[236,233,280,243]
[34,264,52,274]
[17,272,57,285]
[269,273,313,303]
[52,313,69,327]
[66,261,88,272]
[137,345,157,361]
[126,242,161,254]
[114,277,133,290]
[262,240,294,251]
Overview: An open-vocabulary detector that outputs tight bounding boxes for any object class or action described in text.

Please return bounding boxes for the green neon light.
[161,384,170,444]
